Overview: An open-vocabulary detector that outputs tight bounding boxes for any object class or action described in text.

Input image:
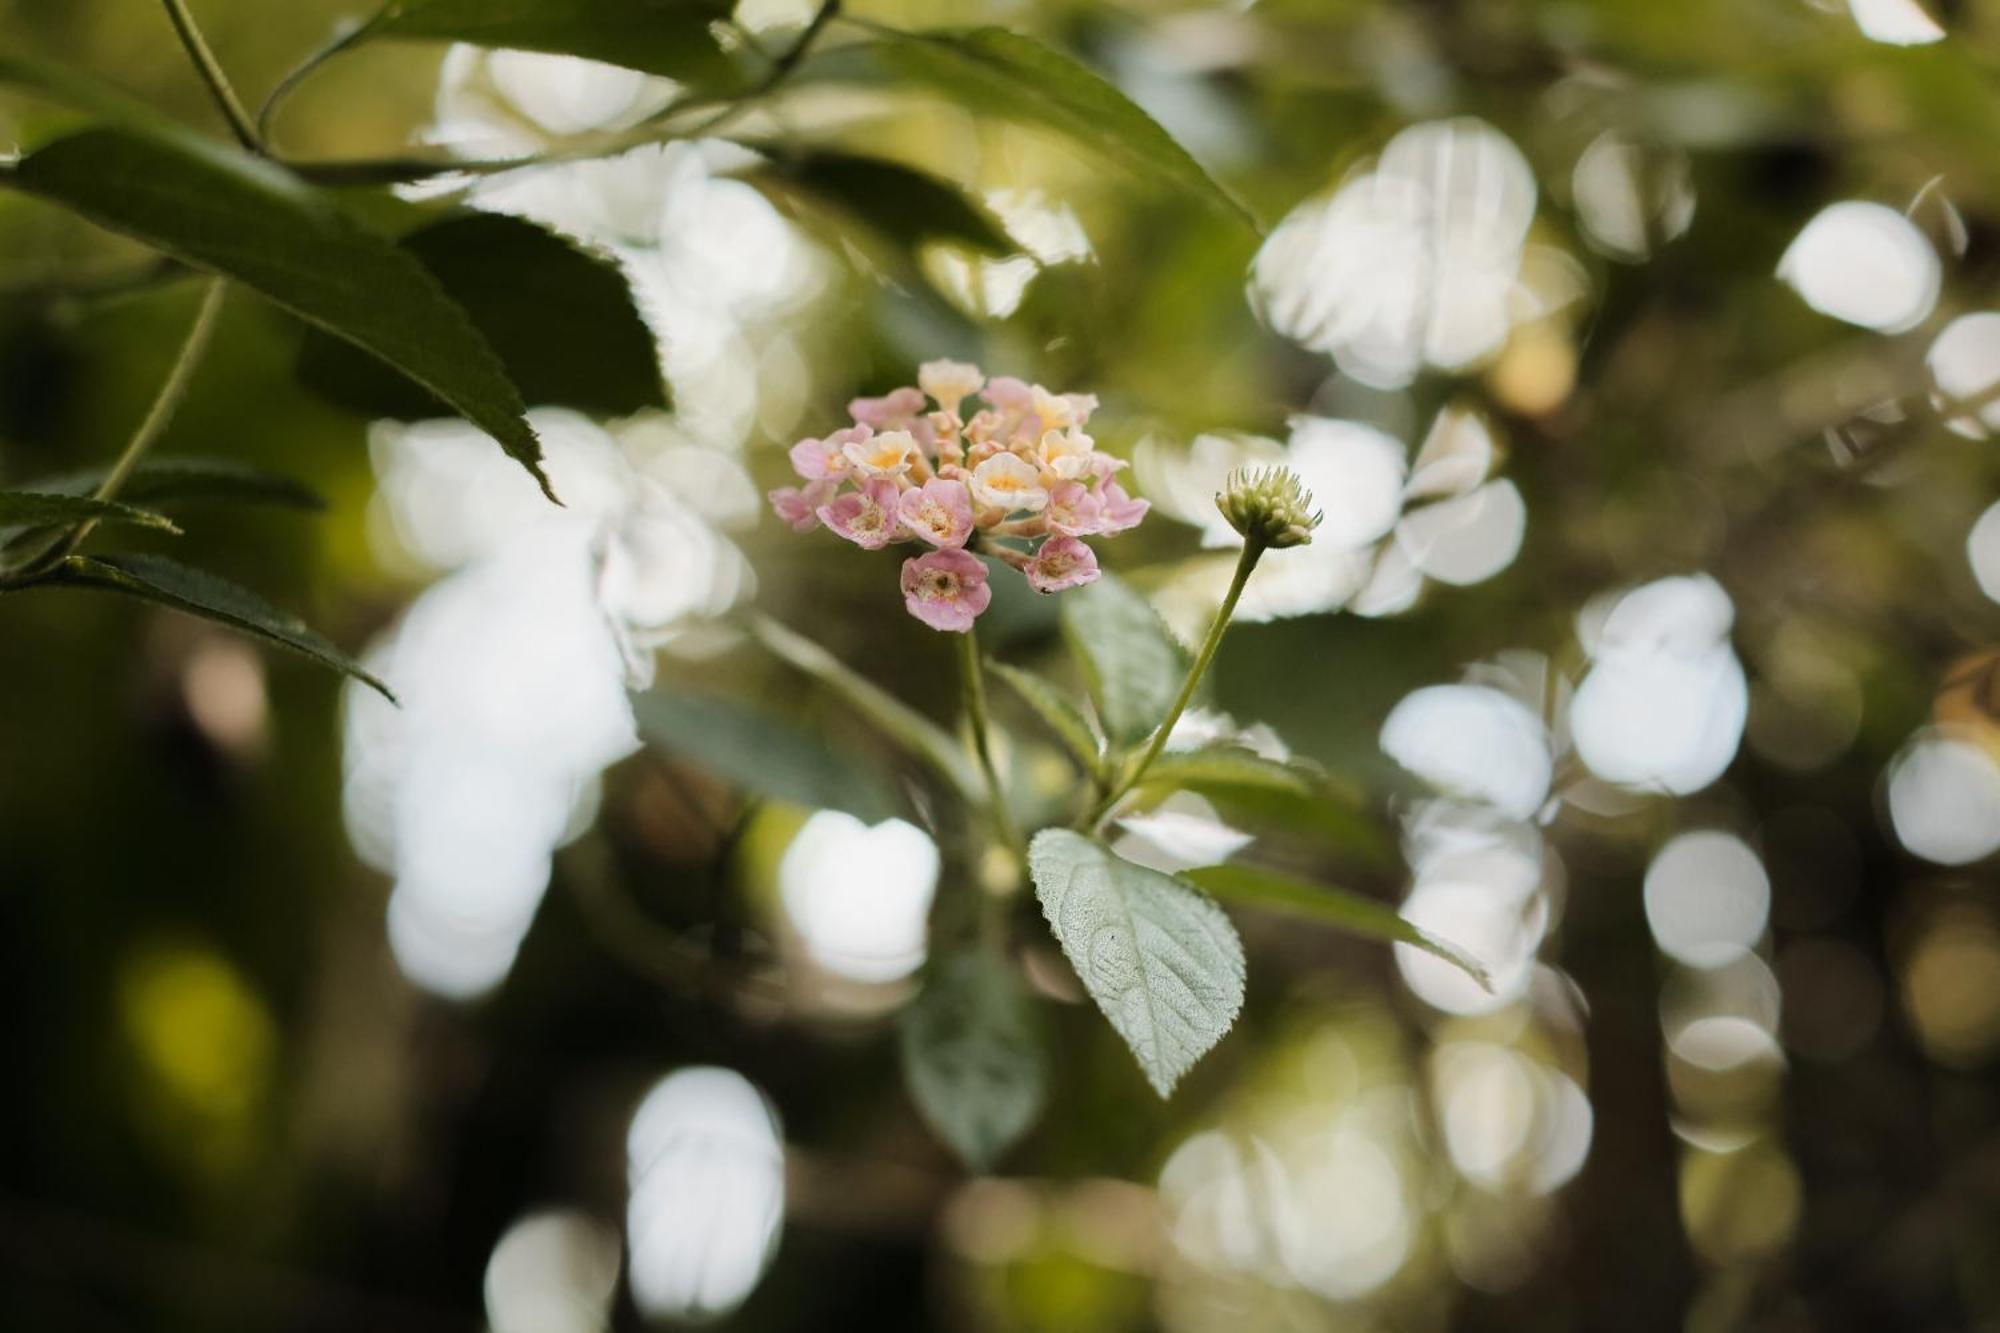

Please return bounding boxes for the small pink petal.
[1096,481,1151,535]
[818,478,902,550]
[1046,480,1104,536]
[898,478,974,548]
[849,387,928,430]
[789,436,852,482]
[900,547,992,632]
[1024,535,1100,593]
[769,481,834,532]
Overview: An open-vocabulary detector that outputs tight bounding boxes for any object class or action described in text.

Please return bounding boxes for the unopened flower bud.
[1216,467,1321,549]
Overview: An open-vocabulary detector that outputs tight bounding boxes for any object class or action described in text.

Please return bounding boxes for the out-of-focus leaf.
[756,149,1013,254]
[1028,829,1243,1096]
[23,458,324,512]
[1139,747,1317,797]
[829,27,1255,229]
[298,212,666,421]
[632,689,899,821]
[987,659,1099,772]
[1134,747,1390,863]
[899,950,1047,1169]
[356,0,741,91]
[6,128,550,496]
[1181,863,1490,989]
[0,490,179,534]
[1060,573,1191,748]
[0,52,167,129]
[51,553,393,700]
[747,612,978,798]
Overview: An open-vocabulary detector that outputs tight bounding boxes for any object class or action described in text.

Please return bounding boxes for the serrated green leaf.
[757,149,1014,254]
[747,612,978,798]
[835,27,1255,229]
[6,127,550,496]
[0,490,179,534]
[22,458,324,512]
[987,659,1099,772]
[359,0,741,90]
[50,553,392,700]
[1028,828,1243,1096]
[298,211,667,421]
[631,689,899,821]
[1060,573,1191,748]
[1181,863,1491,989]
[900,951,1048,1169]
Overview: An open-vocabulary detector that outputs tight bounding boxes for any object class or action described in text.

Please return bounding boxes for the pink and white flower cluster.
[769,361,1150,632]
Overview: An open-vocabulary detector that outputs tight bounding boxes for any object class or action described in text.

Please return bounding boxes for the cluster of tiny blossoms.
[768,361,1149,632]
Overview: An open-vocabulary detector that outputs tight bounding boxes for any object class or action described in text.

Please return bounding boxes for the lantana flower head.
[769,361,1150,631]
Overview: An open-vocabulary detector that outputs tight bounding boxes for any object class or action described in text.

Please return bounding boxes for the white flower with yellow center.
[970,452,1048,513]
[843,428,919,478]
[1038,428,1096,480]
[1031,384,1078,430]
[919,359,985,414]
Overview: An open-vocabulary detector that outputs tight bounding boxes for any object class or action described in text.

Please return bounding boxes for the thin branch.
[159,0,262,153]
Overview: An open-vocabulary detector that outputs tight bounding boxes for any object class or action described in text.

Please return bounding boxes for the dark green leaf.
[299,212,666,421]
[748,612,979,798]
[1060,572,1191,748]
[631,689,899,821]
[23,457,324,512]
[987,658,1099,772]
[0,490,179,534]
[8,128,550,496]
[1182,863,1491,989]
[900,951,1047,1169]
[51,553,393,700]
[827,27,1255,229]
[758,149,1013,254]
[358,0,741,91]
[1029,828,1243,1096]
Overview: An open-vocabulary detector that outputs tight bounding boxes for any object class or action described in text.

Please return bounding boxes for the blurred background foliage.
[5,0,2000,1330]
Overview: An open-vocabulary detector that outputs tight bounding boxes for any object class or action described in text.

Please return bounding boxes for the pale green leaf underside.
[1029,829,1244,1096]
[987,658,1099,772]
[0,490,179,534]
[899,951,1048,1170]
[54,552,393,700]
[1060,572,1191,749]
[1182,863,1492,990]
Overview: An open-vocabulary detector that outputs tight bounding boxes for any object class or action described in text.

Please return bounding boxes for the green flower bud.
[1216,467,1321,549]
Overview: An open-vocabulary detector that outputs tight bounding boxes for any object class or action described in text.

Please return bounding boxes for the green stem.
[1084,537,1266,831]
[957,627,1022,860]
[11,277,227,580]
[159,0,262,153]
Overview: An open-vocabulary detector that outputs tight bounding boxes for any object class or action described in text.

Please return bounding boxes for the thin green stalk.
[1085,537,1266,831]
[957,627,1023,861]
[160,0,262,153]
[12,277,227,579]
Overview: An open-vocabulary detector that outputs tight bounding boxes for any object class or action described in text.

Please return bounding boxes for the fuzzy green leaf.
[298,211,667,421]
[1029,828,1244,1096]
[8,127,550,496]
[1060,573,1191,748]
[1182,863,1491,989]
[52,553,392,700]
[900,951,1048,1169]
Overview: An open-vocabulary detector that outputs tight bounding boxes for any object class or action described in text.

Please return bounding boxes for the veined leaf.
[1134,747,1390,863]
[756,149,1013,254]
[357,0,742,91]
[900,950,1048,1170]
[52,553,393,700]
[631,689,899,821]
[299,212,667,421]
[1060,572,1190,748]
[987,658,1099,772]
[1182,863,1491,989]
[834,27,1255,229]
[0,490,179,534]
[747,612,978,798]
[22,457,323,512]
[6,127,551,497]
[1028,828,1244,1096]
